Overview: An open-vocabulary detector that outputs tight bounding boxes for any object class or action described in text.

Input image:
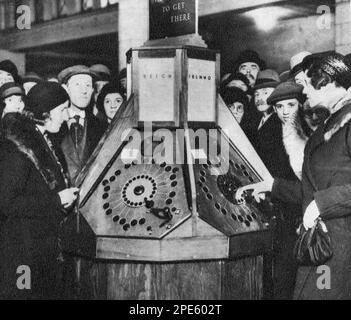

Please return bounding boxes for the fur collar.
[324,103,351,142]
[2,114,65,190]
[282,121,308,180]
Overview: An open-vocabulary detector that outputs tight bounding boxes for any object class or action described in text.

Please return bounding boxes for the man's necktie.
[70,115,84,148]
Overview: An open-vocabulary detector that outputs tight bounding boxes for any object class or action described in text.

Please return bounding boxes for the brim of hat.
[23,77,42,83]
[235,58,266,71]
[95,73,111,82]
[267,92,304,105]
[290,63,304,77]
[254,81,280,90]
[61,70,98,83]
[1,87,25,99]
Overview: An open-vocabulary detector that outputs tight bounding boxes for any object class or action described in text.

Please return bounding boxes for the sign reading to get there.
[149,0,197,40]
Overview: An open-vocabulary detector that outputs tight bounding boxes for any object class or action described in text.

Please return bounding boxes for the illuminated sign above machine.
[149,0,198,40]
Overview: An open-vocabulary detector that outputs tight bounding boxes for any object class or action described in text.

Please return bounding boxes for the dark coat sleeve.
[313,123,351,220]
[271,178,303,205]
[315,185,351,219]
[0,147,62,220]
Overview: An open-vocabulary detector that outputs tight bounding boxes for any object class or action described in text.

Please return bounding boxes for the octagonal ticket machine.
[64,42,274,300]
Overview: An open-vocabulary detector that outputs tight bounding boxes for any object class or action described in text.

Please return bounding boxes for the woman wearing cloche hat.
[268,81,310,180]
[0,81,79,299]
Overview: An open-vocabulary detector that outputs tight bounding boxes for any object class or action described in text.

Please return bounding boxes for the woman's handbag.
[294,218,333,266]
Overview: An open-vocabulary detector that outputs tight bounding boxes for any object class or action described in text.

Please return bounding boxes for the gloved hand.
[303,200,320,229]
[235,176,274,203]
[58,187,79,209]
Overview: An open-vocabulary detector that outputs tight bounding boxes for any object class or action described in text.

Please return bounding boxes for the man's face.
[3,95,25,117]
[0,70,14,88]
[302,76,338,109]
[238,62,260,87]
[45,101,69,133]
[254,87,275,113]
[66,74,94,109]
[274,98,300,124]
[104,93,124,120]
[228,102,245,124]
[226,80,249,92]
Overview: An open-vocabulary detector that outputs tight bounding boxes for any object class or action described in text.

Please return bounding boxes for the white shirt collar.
[67,107,86,127]
[68,108,86,119]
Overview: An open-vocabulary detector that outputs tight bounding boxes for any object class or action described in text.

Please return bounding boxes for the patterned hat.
[308,52,351,89]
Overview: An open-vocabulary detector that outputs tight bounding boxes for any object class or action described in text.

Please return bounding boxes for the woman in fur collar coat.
[237,53,351,299]
[0,82,79,299]
[268,82,311,181]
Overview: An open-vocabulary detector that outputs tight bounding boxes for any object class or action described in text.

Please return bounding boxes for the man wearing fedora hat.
[235,50,266,89]
[229,50,267,143]
[56,65,105,184]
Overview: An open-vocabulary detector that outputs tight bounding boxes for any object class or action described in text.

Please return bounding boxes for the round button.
[134,185,145,196]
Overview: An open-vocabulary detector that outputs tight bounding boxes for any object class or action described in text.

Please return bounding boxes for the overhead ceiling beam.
[0,8,119,51]
[198,0,286,16]
[0,0,295,52]
[27,50,117,63]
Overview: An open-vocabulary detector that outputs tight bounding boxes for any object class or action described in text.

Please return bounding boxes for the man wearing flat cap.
[57,65,105,184]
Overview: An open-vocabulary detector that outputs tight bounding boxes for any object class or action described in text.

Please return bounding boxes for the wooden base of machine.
[71,255,269,300]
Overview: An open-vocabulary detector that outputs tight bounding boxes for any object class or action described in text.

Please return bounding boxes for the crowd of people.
[0,47,351,300]
[228,49,351,300]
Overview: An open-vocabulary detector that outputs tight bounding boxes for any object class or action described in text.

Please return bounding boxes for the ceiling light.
[245,7,294,31]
